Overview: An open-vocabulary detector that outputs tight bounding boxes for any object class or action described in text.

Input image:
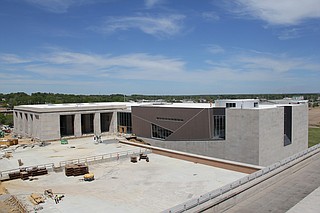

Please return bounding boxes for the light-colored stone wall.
[258,104,308,166]
[13,109,121,141]
[39,113,60,141]
[225,108,260,165]
[258,107,284,166]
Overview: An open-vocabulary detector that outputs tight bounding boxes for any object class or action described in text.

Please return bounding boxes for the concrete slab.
[0,136,142,170]
[287,186,320,213]
[0,137,247,212]
[223,152,320,213]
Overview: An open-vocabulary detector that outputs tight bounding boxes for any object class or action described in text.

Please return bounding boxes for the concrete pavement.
[223,152,320,213]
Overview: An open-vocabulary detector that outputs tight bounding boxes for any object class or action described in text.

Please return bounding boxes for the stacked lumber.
[28,167,48,177]
[20,171,29,180]
[29,193,44,205]
[8,172,20,180]
[7,167,48,181]
[65,163,88,177]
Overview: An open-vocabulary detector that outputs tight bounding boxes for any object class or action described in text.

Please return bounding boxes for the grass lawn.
[309,127,320,147]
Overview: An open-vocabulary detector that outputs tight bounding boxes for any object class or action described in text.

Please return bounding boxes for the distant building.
[14,99,308,166]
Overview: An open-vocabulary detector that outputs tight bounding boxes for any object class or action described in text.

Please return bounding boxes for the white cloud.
[90,14,185,38]
[24,0,94,13]
[277,28,303,40]
[228,0,320,25]
[8,51,186,81]
[206,45,225,54]
[145,0,164,8]
[202,12,220,21]
[0,54,32,64]
[1,50,319,94]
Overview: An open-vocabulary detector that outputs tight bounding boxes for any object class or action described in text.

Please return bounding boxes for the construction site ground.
[309,107,320,127]
[0,136,246,212]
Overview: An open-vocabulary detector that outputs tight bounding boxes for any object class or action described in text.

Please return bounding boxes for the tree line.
[1,92,319,110]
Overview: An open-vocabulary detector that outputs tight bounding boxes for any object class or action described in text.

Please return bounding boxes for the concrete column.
[19,112,23,135]
[94,112,101,135]
[30,114,34,138]
[23,113,27,137]
[13,111,18,135]
[109,112,118,133]
[27,113,31,137]
[74,113,82,137]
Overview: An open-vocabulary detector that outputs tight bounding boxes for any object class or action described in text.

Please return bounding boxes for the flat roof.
[1,137,247,212]
[139,102,214,109]
[14,102,146,113]
[13,100,306,113]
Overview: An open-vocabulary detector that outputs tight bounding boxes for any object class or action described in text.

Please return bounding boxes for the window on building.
[81,114,94,134]
[101,112,112,132]
[151,124,173,140]
[254,102,259,108]
[226,103,236,108]
[213,115,225,140]
[156,117,184,122]
[284,106,292,146]
[60,115,75,137]
[117,112,132,134]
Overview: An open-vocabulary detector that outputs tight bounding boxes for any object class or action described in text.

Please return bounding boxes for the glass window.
[117,112,132,133]
[213,115,225,140]
[226,103,236,108]
[156,117,183,122]
[284,106,292,146]
[151,124,173,140]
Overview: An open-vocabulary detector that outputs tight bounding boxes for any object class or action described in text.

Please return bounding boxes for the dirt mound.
[309,107,320,127]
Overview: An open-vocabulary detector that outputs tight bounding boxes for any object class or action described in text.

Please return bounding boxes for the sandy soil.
[309,107,320,127]
[0,183,20,213]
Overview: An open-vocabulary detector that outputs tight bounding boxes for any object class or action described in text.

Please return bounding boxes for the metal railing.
[58,148,151,167]
[0,163,54,181]
[163,144,320,213]
[0,148,151,180]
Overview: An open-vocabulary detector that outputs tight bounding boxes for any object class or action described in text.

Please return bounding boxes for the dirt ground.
[0,183,20,213]
[309,107,320,127]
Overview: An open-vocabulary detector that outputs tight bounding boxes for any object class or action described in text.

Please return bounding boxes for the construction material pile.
[65,163,88,176]
[29,193,44,205]
[8,167,48,181]
[0,139,18,146]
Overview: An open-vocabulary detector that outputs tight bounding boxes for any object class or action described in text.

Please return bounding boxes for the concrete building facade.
[13,103,133,141]
[131,100,308,166]
[14,100,308,166]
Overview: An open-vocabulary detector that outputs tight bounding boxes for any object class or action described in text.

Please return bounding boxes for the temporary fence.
[0,148,151,180]
[58,148,151,167]
[163,143,320,213]
[0,163,54,181]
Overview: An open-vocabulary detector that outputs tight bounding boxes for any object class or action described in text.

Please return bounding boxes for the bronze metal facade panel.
[132,106,213,141]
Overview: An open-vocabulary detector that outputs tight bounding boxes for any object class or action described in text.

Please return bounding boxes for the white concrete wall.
[258,104,308,166]
[39,113,60,141]
[13,110,121,141]
[225,108,260,164]
[258,107,284,166]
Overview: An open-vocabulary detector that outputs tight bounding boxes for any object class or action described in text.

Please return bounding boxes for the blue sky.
[0,0,320,95]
